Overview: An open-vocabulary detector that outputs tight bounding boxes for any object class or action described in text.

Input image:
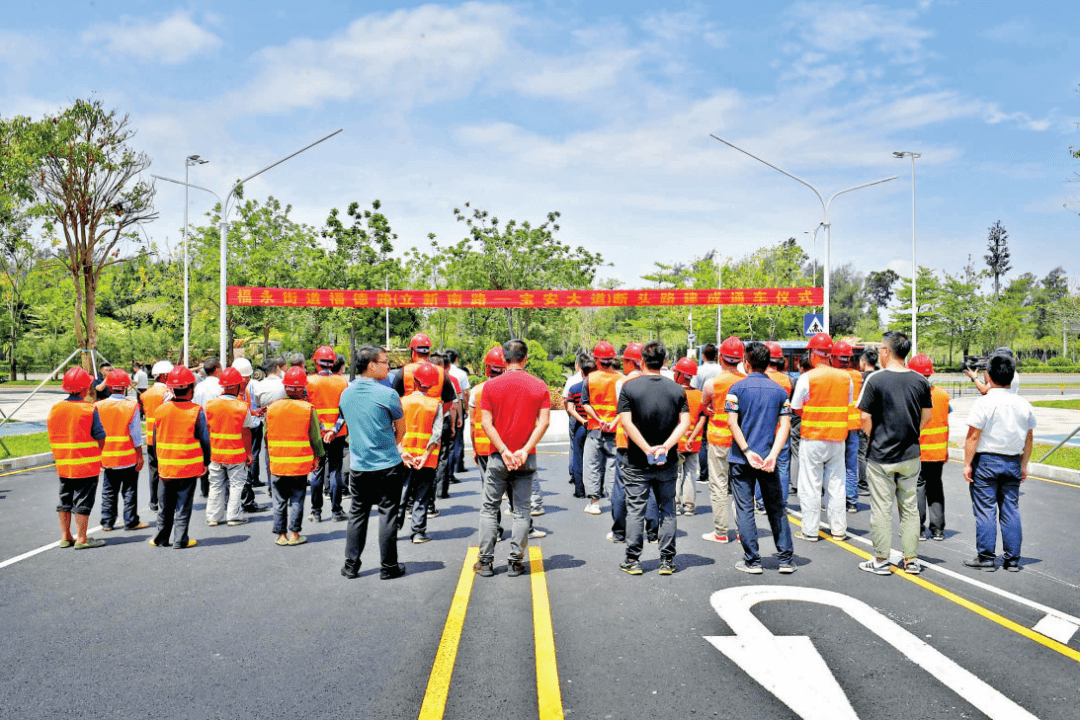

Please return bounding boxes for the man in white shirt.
[193,358,224,408]
[132,363,149,405]
[962,354,1035,573]
[446,349,471,475]
[691,343,720,483]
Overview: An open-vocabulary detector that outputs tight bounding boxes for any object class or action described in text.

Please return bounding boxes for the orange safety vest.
[584,368,623,432]
[678,387,704,453]
[307,373,348,437]
[266,398,317,476]
[800,366,852,443]
[766,368,793,396]
[614,370,643,449]
[402,362,445,399]
[155,401,206,479]
[141,384,167,447]
[471,382,491,456]
[48,400,102,479]
[920,385,950,462]
[706,370,746,447]
[402,393,442,469]
[844,368,863,431]
[206,396,249,465]
[95,398,139,468]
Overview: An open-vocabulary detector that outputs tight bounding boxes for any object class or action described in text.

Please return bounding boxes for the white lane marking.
[0,523,104,569]
[787,507,1080,633]
[1032,615,1080,645]
[706,585,1039,720]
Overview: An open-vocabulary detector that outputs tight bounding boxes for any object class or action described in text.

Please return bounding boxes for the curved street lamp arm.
[825,176,899,217]
[150,174,221,201]
[710,134,826,214]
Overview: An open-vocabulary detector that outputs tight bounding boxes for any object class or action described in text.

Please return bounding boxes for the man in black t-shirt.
[857,332,932,576]
[616,341,690,576]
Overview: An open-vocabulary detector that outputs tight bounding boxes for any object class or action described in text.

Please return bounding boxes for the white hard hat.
[151,360,174,376]
[231,357,253,377]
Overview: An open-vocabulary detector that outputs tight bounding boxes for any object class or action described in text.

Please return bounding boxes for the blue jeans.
[272,474,307,534]
[311,436,346,516]
[698,442,709,482]
[731,461,793,566]
[101,466,140,529]
[153,477,196,548]
[620,461,677,561]
[754,440,790,508]
[969,453,1023,564]
[569,421,587,497]
[845,430,859,504]
[611,453,658,541]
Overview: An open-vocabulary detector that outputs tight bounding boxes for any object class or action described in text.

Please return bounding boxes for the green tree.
[984,220,1011,299]
[865,269,900,309]
[828,263,866,337]
[0,203,39,379]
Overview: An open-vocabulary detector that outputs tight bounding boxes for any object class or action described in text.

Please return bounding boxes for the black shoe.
[380,564,406,580]
[309,512,322,523]
[438,492,450,499]
[473,560,494,577]
[456,464,466,474]
[846,502,858,514]
[857,484,870,497]
[251,480,266,488]
[242,503,271,513]
[507,560,526,577]
[428,508,440,518]
[962,556,997,571]
[149,505,159,513]
[340,564,359,579]
[1004,562,1021,572]
[573,493,585,499]
[931,534,945,541]
[448,477,460,484]
[332,512,347,522]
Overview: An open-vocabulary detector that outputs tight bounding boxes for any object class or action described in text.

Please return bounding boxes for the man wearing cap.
[266,365,324,546]
[909,354,951,541]
[581,340,623,515]
[309,345,349,523]
[140,361,173,513]
[692,343,721,484]
[831,341,864,514]
[48,367,107,549]
[205,367,255,527]
[699,337,746,544]
[95,369,148,532]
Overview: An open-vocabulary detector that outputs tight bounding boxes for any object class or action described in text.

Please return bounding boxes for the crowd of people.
[46,330,1036,579]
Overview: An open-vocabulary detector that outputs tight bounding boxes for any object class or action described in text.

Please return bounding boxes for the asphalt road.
[1,447,1078,719]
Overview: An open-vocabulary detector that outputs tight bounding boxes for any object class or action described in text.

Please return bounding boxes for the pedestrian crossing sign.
[804,313,824,337]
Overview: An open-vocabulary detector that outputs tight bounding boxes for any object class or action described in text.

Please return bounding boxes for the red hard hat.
[313,345,336,363]
[720,336,745,362]
[593,341,616,359]
[807,332,833,355]
[219,367,244,389]
[414,361,440,388]
[166,365,197,389]
[832,341,854,358]
[623,342,644,364]
[483,346,506,369]
[673,356,698,376]
[61,367,94,394]
[105,369,131,390]
[410,333,433,350]
[908,353,933,377]
[283,366,308,389]
[765,341,783,360]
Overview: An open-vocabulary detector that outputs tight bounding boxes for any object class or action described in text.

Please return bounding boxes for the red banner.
[227,286,822,308]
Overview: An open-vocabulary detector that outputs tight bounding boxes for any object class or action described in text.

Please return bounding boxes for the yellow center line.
[1028,474,1080,488]
[529,545,565,720]
[418,546,479,720]
[0,463,56,477]
[788,514,1080,663]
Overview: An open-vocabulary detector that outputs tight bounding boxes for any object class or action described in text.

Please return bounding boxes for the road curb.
[947,448,1080,486]
[0,451,55,473]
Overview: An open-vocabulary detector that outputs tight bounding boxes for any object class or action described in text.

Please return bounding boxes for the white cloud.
[0,31,46,68]
[787,1,933,64]
[84,10,222,64]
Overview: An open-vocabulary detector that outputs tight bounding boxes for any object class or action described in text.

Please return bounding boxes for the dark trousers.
[435,418,455,498]
[698,442,709,483]
[917,460,945,537]
[969,453,1023,563]
[147,445,160,511]
[101,466,140,529]
[731,461,793,566]
[621,462,677,561]
[788,414,801,490]
[311,436,347,516]
[569,421,587,497]
[154,477,196,548]
[344,463,405,572]
[611,453,658,541]
[450,419,466,473]
[248,423,264,485]
[398,466,436,537]
[857,430,869,489]
[271,474,306,534]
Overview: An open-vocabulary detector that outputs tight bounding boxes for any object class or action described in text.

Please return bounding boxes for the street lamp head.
[187,155,209,165]
[893,151,906,158]
[894,151,921,159]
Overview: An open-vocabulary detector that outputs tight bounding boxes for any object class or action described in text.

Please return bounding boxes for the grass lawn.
[1031,399,1080,410]
[0,380,62,387]
[1032,444,1080,471]
[0,432,53,461]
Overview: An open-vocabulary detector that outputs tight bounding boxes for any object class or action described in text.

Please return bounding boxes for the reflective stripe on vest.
[707,371,746,447]
[47,401,102,479]
[141,385,167,447]
[154,402,206,479]
[920,386,950,462]
[678,387,703,453]
[266,399,316,476]
[403,363,445,399]
[472,382,490,456]
[845,368,863,431]
[207,396,249,465]
[800,367,851,443]
[585,369,622,431]
[307,373,348,432]
[615,371,643,449]
[95,398,138,468]
[403,394,441,469]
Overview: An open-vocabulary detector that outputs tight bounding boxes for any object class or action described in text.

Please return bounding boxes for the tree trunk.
[263,323,271,366]
[349,318,357,381]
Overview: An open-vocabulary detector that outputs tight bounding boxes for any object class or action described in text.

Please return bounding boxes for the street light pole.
[710,135,897,334]
[804,222,823,286]
[894,151,921,354]
[183,155,208,367]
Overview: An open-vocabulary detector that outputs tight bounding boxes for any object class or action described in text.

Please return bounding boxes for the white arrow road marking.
[706,585,1040,720]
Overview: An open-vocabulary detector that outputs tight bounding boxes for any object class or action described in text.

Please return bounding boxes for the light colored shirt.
[255,375,286,408]
[692,361,720,391]
[133,370,148,390]
[449,364,471,393]
[967,388,1036,456]
[102,395,143,468]
[561,372,582,399]
[192,376,222,409]
[339,377,405,473]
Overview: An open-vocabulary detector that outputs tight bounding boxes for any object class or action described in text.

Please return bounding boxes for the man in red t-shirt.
[476,339,551,578]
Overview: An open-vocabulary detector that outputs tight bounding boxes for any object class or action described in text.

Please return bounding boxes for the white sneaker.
[702,532,729,544]
[530,507,545,517]
[606,531,624,543]
[529,528,547,539]
[584,500,602,515]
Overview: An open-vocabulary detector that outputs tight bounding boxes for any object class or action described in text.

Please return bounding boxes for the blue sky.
[2,0,1077,298]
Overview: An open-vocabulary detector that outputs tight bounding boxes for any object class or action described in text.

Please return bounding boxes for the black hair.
[861,349,879,369]
[356,345,385,375]
[288,353,305,367]
[745,342,770,372]
[799,352,812,372]
[881,331,911,361]
[770,353,786,370]
[579,357,597,376]
[988,354,1016,387]
[446,349,459,363]
[203,358,221,375]
[503,339,528,364]
[642,340,667,370]
[702,343,717,361]
[332,353,346,373]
